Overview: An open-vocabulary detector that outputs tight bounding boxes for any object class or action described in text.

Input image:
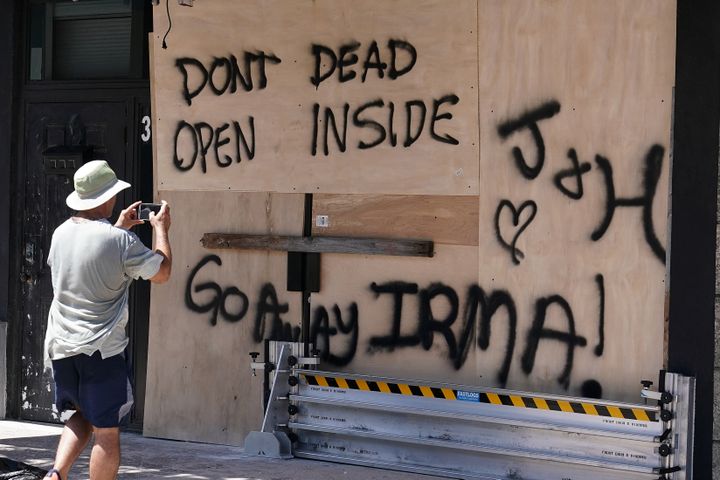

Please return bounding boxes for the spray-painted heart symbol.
[494,199,538,265]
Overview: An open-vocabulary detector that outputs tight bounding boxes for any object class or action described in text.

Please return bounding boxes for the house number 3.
[141,115,151,143]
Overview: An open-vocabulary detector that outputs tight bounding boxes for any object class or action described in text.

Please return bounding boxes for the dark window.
[28,3,46,80]
[28,0,145,81]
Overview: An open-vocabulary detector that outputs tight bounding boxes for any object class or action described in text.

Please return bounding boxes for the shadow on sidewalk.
[0,457,48,480]
[0,433,87,480]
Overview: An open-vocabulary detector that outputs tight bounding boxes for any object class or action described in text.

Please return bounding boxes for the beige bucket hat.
[66,160,130,211]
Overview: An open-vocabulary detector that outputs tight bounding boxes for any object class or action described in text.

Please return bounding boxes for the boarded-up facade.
[145,0,676,446]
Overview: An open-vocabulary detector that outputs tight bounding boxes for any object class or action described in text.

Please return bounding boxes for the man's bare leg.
[89,427,121,480]
[49,411,93,479]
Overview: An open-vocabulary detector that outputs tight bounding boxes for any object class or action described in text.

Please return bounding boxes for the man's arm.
[149,201,172,284]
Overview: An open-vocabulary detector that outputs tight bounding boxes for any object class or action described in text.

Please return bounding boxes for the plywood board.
[144,0,677,437]
[309,247,667,400]
[144,191,304,445]
[309,245,484,385]
[475,0,675,400]
[311,194,479,246]
[151,0,479,195]
[306,0,675,403]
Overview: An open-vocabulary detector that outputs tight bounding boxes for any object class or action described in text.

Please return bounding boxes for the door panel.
[20,102,127,422]
[126,99,153,429]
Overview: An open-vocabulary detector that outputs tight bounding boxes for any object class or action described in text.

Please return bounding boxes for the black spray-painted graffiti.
[495,100,666,264]
[310,39,460,156]
[173,119,255,173]
[554,148,592,200]
[311,303,359,367]
[365,281,591,390]
[310,40,417,87]
[172,53,274,175]
[519,295,587,389]
[185,255,248,325]
[185,255,300,341]
[172,40,460,172]
[311,95,460,156]
[594,274,605,356]
[497,101,561,180]
[591,146,666,262]
[494,200,538,265]
[176,53,282,106]
[185,255,604,391]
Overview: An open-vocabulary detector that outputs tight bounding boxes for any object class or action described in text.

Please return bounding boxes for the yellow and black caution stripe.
[301,374,658,422]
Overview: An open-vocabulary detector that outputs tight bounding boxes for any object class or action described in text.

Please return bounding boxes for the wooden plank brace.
[200,234,435,258]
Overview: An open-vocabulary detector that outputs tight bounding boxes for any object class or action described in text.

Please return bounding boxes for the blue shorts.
[51,351,134,428]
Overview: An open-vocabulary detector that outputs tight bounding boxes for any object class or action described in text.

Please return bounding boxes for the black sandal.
[45,468,63,480]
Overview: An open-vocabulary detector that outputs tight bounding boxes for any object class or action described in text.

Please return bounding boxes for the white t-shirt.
[44,217,163,361]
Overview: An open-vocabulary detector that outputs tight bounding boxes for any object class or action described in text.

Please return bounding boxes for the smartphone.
[137,203,162,221]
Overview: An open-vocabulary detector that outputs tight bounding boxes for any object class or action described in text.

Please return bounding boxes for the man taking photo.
[43,160,172,480]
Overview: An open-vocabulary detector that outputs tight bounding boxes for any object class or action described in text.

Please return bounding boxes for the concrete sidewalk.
[0,420,443,480]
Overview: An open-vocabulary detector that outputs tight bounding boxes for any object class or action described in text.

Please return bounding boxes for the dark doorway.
[9,0,153,429]
[13,95,153,427]
[19,102,128,422]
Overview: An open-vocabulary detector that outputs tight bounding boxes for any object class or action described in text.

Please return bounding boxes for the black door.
[11,0,153,426]
[19,101,129,422]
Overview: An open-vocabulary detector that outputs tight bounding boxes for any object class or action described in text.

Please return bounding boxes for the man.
[43,160,172,480]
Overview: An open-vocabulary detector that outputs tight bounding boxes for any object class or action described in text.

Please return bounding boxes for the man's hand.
[114,200,144,230]
[149,200,172,284]
[149,200,171,232]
